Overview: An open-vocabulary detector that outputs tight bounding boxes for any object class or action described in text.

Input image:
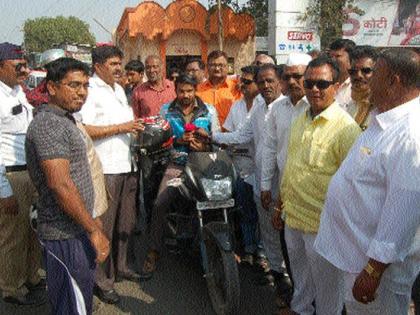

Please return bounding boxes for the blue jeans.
[235,177,259,254]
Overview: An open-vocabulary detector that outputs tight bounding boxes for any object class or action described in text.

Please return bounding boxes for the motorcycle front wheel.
[205,240,240,315]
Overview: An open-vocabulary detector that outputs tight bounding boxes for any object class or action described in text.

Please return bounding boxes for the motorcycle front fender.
[202,221,234,252]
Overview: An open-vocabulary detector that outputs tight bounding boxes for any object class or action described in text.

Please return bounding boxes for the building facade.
[116,0,256,74]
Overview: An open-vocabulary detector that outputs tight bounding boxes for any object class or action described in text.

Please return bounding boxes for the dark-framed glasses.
[303,79,335,90]
[240,78,254,85]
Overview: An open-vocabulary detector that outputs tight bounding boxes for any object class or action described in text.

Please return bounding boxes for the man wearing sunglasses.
[274,56,361,315]
[346,46,378,130]
[0,43,45,306]
[223,66,259,265]
[315,48,420,315]
[213,63,290,295]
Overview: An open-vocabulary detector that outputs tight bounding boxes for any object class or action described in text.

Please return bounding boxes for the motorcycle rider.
[140,74,220,280]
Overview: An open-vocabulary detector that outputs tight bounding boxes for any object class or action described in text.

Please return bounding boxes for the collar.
[91,73,118,90]
[145,79,173,92]
[340,77,351,89]
[307,102,341,121]
[37,103,76,124]
[0,80,20,96]
[201,78,230,89]
[375,96,420,130]
[282,95,309,108]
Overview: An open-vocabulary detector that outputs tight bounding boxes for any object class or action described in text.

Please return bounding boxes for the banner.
[343,0,420,47]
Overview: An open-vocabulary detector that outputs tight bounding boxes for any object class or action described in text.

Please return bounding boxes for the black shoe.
[254,271,276,286]
[94,287,120,304]
[116,270,141,282]
[26,278,47,291]
[272,271,293,295]
[3,291,47,306]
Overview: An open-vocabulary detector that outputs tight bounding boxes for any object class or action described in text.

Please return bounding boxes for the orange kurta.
[196,78,241,126]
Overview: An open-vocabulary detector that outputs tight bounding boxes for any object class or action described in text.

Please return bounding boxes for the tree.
[301,0,363,48]
[208,0,268,36]
[24,16,96,52]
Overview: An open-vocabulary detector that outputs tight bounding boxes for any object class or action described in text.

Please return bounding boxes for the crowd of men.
[0,38,419,315]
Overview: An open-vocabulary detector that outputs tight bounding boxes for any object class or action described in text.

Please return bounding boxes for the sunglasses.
[240,78,254,85]
[348,67,374,76]
[282,73,304,81]
[14,62,28,72]
[303,80,335,90]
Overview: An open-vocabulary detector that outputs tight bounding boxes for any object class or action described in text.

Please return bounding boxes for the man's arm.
[213,110,254,145]
[0,127,19,215]
[260,108,278,208]
[353,138,420,304]
[83,120,144,140]
[41,158,110,262]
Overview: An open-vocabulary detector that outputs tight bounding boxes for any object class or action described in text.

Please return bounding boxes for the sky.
[1,0,247,45]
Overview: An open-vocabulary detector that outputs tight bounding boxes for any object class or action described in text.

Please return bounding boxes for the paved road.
[0,234,278,315]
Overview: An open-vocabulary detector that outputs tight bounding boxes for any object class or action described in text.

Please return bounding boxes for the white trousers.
[285,225,344,315]
[254,195,284,272]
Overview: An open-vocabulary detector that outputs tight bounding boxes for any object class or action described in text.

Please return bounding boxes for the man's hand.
[0,196,19,215]
[272,210,284,230]
[118,119,144,134]
[190,138,208,152]
[352,269,381,304]
[89,229,110,264]
[261,191,272,210]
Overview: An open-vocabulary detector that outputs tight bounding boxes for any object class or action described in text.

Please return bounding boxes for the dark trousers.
[95,172,138,291]
[43,234,96,315]
[149,163,184,253]
[413,273,420,315]
[235,178,259,254]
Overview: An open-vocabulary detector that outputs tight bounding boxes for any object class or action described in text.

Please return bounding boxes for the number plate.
[196,199,235,210]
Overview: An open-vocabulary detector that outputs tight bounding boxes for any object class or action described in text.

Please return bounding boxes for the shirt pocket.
[308,140,333,170]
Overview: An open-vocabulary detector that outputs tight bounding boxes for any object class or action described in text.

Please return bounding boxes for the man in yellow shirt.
[196,50,241,126]
[273,56,361,315]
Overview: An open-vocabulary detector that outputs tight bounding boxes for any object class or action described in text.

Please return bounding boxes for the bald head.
[145,55,162,83]
[253,54,275,67]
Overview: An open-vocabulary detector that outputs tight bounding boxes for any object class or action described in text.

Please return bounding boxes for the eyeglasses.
[208,63,227,69]
[59,81,90,91]
[15,62,28,72]
[240,78,254,85]
[303,80,335,90]
[348,67,374,76]
[282,73,304,81]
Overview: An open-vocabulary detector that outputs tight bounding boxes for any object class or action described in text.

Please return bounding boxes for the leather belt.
[5,165,27,173]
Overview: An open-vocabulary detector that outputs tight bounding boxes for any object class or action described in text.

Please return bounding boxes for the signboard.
[343,0,420,46]
[276,29,321,54]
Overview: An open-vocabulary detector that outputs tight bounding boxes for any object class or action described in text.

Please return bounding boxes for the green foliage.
[208,0,268,36]
[301,0,363,48]
[24,16,96,52]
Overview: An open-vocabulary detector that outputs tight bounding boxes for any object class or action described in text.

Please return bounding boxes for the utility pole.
[217,0,224,51]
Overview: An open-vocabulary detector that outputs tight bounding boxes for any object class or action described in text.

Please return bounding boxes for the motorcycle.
[133,119,241,315]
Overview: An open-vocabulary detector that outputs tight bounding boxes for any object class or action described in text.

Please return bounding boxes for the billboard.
[343,0,420,46]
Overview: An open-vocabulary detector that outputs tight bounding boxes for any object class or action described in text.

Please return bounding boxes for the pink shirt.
[131,79,176,118]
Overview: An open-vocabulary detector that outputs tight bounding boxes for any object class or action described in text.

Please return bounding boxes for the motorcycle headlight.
[200,177,232,201]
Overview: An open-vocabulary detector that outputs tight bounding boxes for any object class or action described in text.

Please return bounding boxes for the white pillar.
[268,0,321,64]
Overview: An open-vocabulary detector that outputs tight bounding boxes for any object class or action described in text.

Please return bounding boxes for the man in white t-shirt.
[224,65,259,263]
[78,46,144,304]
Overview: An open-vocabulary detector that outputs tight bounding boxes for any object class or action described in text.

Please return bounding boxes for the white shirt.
[0,81,33,198]
[336,77,352,110]
[260,96,309,192]
[213,94,285,195]
[78,75,134,174]
[314,96,420,275]
[223,98,255,186]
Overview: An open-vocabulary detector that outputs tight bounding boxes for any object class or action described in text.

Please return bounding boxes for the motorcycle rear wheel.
[205,241,240,315]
